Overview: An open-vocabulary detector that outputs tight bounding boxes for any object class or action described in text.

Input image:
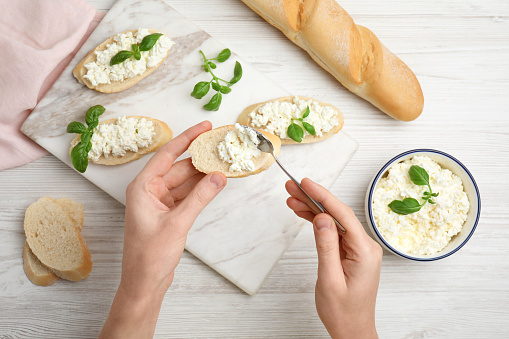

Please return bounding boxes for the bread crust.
[23,243,59,287]
[73,29,172,93]
[188,125,281,178]
[70,116,173,166]
[239,0,424,121]
[237,96,344,145]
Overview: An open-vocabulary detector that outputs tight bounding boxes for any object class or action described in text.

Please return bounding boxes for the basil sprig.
[67,105,105,173]
[388,165,440,215]
[190,49,243,111]
[110,33,163,66]
[287,106,316,143]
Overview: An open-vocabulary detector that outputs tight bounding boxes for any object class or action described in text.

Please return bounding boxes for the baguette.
[70,116,173,166]
[237,96,343,144]
[24,197,92,282]
[73,28,173,93]
[239,0,424,121]
[188,125,281,178]
[23,199,84,286]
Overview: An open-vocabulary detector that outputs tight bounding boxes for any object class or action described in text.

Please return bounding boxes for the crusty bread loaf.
[23,199,84,286]
[188,125,281,178]
[24,197,92,282]
[73,29,172,93]
[237,96,344,144]
[239,0,424,121]
[70,116,173,166]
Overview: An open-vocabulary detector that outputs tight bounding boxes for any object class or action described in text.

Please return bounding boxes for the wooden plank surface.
[1,0,508,338]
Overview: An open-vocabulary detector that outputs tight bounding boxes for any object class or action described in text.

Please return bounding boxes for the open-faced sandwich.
[73,28,175,93]
[188,124,280,178]
[237,96,344,144]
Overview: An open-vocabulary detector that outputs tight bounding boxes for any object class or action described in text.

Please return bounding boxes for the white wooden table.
[1,0,508,338]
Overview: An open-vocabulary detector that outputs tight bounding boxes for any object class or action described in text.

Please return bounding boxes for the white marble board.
[21,0,358,295]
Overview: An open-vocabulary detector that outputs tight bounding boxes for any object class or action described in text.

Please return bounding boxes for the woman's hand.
[100,121,226,339]
[286,178,383,339]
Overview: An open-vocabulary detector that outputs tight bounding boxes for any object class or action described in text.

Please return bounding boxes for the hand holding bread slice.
[188,124,281,178]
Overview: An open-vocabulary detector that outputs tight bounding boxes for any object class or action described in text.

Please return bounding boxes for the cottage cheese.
[83,28,174,86]
[217,124,261,172]
[248,96,340,139]
[88,116,155,161]
[372,156,470,255]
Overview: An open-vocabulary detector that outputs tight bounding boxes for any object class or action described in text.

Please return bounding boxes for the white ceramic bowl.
[365,149,481,261]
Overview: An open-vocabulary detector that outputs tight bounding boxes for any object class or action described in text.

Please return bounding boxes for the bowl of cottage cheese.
[365,149,480,261]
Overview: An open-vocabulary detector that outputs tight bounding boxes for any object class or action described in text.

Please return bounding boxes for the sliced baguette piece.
[23,242,59,287]
[24,197,92,281]
[73,29,172,93]
[23,199,85,286]
[237,96,344,145]
[188,125,281,178]
[70,116,172,166]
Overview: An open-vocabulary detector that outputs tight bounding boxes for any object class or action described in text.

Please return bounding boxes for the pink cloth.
[0,0,105,170]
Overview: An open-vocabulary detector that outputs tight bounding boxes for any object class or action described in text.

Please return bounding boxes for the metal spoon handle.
[273,153,346,234]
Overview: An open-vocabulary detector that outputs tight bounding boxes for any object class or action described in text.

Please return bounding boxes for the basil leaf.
[70,140,90,173]
[208,61,217,69]
[388,198,422,215]
[85,105,105,131]
[203,92,222,111]
[216,48,231,63]
[211,82,221,91]
[132,44,141,60]
[67,121,87,134]
[139,33,163,51]
[191,81,210,99]
[409,165,429,186]
[287,123,304,143]
[302,106,310,119]
[302,122,316,135]
[229,61,242,84]
[110,51,134,66]
[219,86,231,94]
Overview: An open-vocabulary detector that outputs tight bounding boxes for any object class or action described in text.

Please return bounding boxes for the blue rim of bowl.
[367,149,481,261]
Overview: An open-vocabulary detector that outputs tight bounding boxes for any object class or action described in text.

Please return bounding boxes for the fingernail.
[315,217,332,231]
[210,173,225,189]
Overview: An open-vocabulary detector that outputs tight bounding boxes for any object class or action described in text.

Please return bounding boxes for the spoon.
[244,125,346,234]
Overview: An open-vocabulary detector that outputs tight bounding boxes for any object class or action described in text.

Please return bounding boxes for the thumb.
[313,214,344,285]
[175,172,226,226]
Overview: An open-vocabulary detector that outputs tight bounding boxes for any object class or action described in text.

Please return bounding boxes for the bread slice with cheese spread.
[73,28,173,93]
[188,125,281,178]
[24,197,92,282]
[23,198,84,286]
[70,116,172,166]
[237,96,344,145]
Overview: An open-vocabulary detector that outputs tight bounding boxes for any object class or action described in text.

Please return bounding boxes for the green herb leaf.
[302,106,310,119]
[409,165,429,186]
[191,81,210,99]
[229,61,242,84]
[132,44,141,60]
[302,122,316,135]
[203,92,222,111]
[70,139,90,173]
[219,86,231,94]
[110,50,134,66]
[67,121,87,134]
[216,48,231,63]
[208,61,217,69]
[139,33,163,51]
[211,82,221,91]
[85,105,105,131]
[388,198,422,215]
[287,123,304,143]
